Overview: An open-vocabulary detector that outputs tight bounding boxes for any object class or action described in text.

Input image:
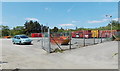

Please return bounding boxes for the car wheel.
[19,41,22,45]
[13,42,15,44]
[12,41,15,44]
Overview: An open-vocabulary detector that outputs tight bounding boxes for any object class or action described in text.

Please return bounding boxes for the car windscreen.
[20,36,28,38]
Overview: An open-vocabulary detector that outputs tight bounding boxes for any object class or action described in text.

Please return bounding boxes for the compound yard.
[0,38,118,69]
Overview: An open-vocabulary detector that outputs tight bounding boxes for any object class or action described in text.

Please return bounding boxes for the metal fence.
[40,28,51,53]
[115,31,120,37]
[50,32,72,52]
[40,30,118,53]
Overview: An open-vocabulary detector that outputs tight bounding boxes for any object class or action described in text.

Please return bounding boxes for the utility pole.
[106,15,112,38]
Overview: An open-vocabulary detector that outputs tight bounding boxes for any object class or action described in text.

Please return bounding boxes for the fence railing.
[40,30,117,53]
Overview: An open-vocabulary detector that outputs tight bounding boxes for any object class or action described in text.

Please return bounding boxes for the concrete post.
[48,28,51,53]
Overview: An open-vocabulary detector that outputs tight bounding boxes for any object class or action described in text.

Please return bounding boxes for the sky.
[2,2,118,29]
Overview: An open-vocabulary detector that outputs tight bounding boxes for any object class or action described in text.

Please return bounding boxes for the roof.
[15,35,26,36]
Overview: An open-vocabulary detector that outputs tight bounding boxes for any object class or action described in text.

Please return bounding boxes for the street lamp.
[106,15,112,38]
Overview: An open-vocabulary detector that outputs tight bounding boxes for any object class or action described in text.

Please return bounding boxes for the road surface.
[0,38,118,69]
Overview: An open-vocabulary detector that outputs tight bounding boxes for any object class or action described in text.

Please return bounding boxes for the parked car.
[12,35,32,45]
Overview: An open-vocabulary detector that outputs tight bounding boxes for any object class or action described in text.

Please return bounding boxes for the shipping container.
[91,30,99,38]
[72,30,119,38]
[71,30,92,38]
[77,31,83,38]
[72,31,81,38]
[31,33,43,37]
[99,30,118,38]
[71,32,76,38]
[83,30,92,38]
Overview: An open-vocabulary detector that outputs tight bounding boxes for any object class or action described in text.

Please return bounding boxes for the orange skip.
[50,36,70,45]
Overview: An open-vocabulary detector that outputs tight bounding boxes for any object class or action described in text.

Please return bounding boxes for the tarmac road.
[0,38,118,69]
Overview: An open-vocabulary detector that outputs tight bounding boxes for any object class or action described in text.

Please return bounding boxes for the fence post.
[41,26,44,48]
[69,31,72,49]
[100,31,102,43]
[93,32,95,44]
[83,37,85,46]
[48,28,51,53]
[83,30,85,46]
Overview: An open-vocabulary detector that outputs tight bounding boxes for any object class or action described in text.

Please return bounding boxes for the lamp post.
[106,15,112,38]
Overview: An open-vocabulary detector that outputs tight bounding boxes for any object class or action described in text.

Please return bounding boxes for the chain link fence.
[50,32,72,52]
[40,28,51,53]
[40,30,119,53]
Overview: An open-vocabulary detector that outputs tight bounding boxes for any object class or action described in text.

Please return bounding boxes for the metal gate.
[41,28,51,53]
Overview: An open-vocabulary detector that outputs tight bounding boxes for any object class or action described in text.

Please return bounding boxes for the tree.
[24,20,34,35]
[97,20,120,30]
[111,20,120,30]
[58,27,64,32]
[1,25,10,36]
[51,27,58,32]
[24,20,48,35]
[11,26,25,36]
[33,21,41,33]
